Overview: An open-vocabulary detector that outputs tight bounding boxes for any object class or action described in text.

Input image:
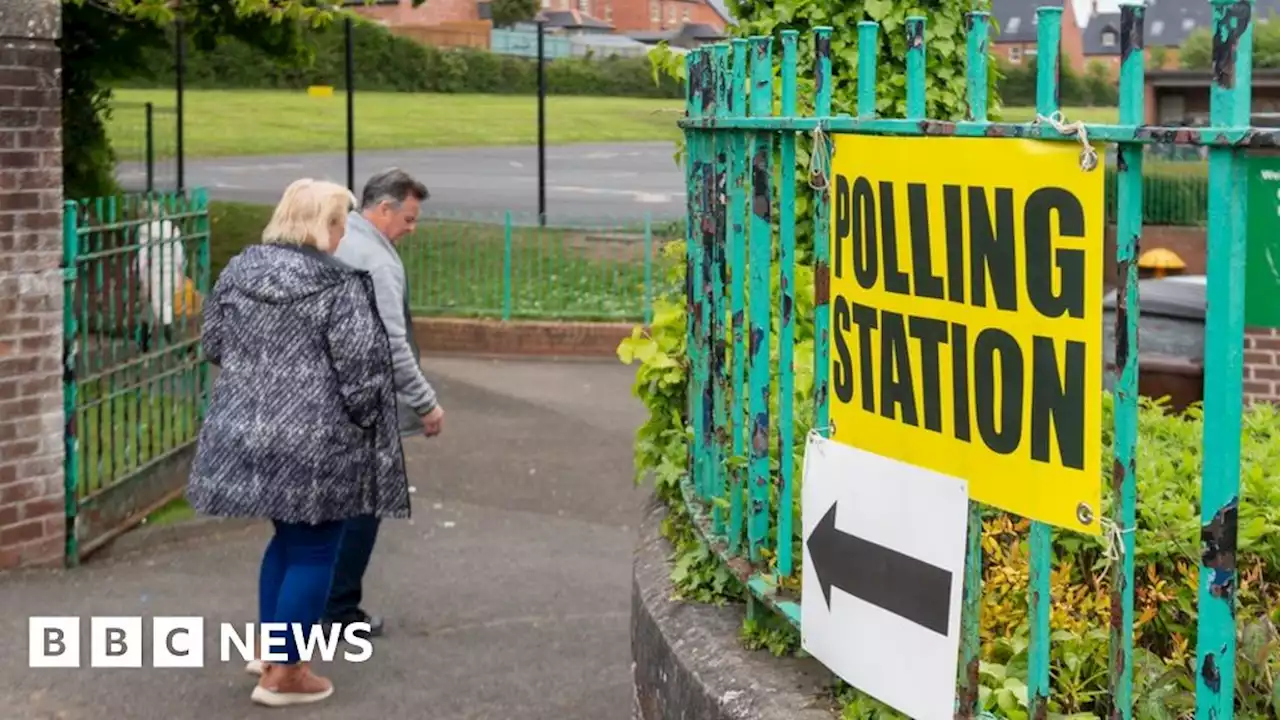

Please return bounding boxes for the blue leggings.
[258,519,345,665]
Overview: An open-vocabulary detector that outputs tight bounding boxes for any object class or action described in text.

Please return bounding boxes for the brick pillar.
[1244,328,1280,405]
[0,0,66,569]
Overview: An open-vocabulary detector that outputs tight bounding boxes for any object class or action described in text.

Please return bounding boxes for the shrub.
[115,18,684,99]
[621,235,1279,718]
[997,56,1119,108]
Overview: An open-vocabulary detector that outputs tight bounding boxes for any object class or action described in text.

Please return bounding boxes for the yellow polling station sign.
[827,135,1105,535]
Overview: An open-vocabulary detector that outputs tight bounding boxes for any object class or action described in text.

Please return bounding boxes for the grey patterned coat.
[186,243,411,524]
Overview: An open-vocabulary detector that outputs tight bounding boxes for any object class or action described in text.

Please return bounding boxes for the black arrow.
[806,501,953,636]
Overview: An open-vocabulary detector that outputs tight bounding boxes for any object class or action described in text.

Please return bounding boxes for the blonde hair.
[261,178,357,252]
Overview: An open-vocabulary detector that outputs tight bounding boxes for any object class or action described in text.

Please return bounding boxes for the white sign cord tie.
[1035,111,1099,172]
[1097,516,1137,575]
[809,124,833,191]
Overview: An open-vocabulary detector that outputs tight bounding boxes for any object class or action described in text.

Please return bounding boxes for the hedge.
[115,18,684,99]
[1104,168,1208,227]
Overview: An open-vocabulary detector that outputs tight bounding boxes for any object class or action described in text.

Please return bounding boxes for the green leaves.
[861,0,893,21]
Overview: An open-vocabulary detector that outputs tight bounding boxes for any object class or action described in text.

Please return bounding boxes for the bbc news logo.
[28,617,373,668]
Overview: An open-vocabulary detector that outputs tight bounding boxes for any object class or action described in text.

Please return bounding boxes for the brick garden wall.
[1245,329,1280,405]
[0,0,66,569]
[413,317,634,358]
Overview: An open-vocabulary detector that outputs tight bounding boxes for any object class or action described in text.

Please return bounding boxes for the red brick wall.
[1101,224,1206,289]
[991,11,1086,74]
[1061,15,1085,73]
[0,2,66,569]
[1244,329,1280,405]
[604,0,725,33]
[352,0,480,26]
[413,317,634,358]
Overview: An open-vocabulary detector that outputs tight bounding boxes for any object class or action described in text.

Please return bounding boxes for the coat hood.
[221,244,354,305]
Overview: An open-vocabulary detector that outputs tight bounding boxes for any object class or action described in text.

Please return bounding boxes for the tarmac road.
[118,143,686,226]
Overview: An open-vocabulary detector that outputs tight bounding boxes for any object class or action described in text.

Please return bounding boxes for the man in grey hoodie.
[324,168,442,636]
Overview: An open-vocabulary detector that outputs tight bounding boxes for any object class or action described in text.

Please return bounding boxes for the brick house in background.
[1084,0,1280,73]
[990,0,1086,73]
[352,0,729,34]
[537,0,729,34]
[355,0,481,25]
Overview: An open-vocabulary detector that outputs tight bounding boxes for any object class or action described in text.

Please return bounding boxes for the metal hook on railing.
[1035,111,1099,172]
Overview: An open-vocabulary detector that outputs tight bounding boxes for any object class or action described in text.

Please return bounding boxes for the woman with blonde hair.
[187,179,410,707]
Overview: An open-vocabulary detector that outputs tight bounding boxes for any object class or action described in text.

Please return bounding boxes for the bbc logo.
[30,617,203,668]
[29,617,373,668]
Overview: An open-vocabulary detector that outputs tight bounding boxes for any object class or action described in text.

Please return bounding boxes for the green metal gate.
[61,189,211,565]
[678,1,1261,717]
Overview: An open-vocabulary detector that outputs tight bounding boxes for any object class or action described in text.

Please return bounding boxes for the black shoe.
[325,610,384,638]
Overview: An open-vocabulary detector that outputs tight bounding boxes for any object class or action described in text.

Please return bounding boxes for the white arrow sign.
[801,433,970,720]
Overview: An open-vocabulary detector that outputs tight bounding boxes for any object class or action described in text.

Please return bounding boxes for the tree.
[1081,60,1117,106]
[491,0,539,29]
[59,0,419,199]
[996,53,1087,107]
[1180,15,1280,69]
[1148,46,1169,69]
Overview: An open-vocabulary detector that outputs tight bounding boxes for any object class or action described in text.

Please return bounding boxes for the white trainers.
[245,659,265,676]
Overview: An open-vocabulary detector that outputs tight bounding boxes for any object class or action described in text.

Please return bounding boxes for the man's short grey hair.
[360,168,429,210]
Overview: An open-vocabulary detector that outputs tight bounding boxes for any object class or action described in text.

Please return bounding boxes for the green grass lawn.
[109,89,683,159]
[107,89,1135,160]
[1000,105,1118,124]
[212,202,667,321]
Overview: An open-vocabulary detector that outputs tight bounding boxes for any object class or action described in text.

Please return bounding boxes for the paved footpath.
[0,356,645,720]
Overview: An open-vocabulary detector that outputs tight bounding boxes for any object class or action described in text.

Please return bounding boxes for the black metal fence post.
[345,15,355,194]
[144,102,155,193]
[175,17,186,192]
[537,19,547,227]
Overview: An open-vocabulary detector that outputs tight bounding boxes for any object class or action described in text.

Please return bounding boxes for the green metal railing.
[679,3,1254,718]
[62,190,211,564]
[401,212,673,323]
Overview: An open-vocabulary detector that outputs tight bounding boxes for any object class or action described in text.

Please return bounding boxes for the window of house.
[578,0,588,12]
[1151,20,1164,37]
[650,0,660,21]
[1008,46,1022,63]
[604,1,612,20]
[1182,18,1195,31]
[1102,30,1117,46]
[668,5,677,22]
[682,8,690,20]
[1007,16,1021,33]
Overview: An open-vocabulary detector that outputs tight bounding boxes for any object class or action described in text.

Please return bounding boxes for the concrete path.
[117,143,685,225]
[0,356,645,720]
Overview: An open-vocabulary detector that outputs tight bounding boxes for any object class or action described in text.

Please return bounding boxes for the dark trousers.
[324,514,381,621]
[259,520,345,664]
